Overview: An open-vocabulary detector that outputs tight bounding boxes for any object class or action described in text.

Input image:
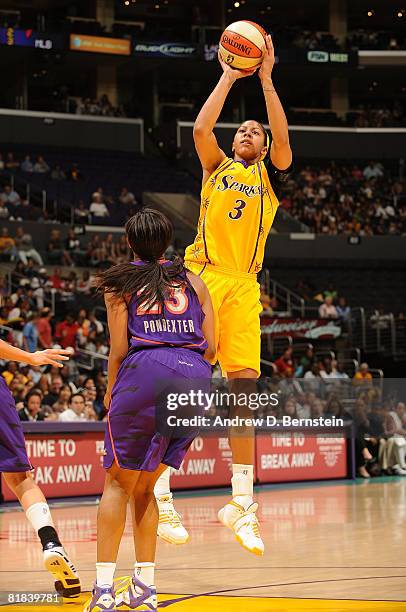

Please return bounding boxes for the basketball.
[219,20,267,70]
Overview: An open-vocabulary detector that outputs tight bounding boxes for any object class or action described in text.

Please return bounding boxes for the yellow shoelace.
[159,509,182,526]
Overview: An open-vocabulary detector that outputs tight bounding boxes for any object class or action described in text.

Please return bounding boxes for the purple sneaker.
[84,583,116,612]
[115,576,157,612]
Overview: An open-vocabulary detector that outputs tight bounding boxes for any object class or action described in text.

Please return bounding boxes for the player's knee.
[110,474,136,498]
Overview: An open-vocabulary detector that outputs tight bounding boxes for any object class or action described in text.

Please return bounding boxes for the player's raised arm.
[259,35,292,171]
[193,55,257,182]
[0,338,70,367]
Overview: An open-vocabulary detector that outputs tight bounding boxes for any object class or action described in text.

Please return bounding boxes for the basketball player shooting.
[154,34,292,555]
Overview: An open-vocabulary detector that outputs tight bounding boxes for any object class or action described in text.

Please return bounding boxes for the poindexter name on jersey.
[216,175,264,198]
[143,318,196,335]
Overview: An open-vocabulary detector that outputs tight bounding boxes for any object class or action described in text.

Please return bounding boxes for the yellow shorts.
[186,262,262,376]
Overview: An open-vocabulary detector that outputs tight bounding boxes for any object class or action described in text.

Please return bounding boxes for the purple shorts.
[104,348,212,472]
[0,377,31,473]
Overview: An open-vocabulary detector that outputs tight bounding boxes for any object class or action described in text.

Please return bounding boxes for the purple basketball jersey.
[128,261,207,354]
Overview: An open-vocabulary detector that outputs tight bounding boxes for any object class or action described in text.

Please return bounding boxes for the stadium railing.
[76,348,108,374]
[269,279,305,317]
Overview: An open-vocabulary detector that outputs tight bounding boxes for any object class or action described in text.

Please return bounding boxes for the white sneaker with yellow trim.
[218,500,264,556]
[156,493,189,545]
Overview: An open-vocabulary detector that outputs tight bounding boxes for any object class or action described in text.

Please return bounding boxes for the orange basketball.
[219,20,267,70]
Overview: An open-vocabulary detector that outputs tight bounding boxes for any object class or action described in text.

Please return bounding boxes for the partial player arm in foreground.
[188,272,216,362]
[259,35,292,171]
[193,55,257,182]
[0,339,70,367]
[104,292,129,409]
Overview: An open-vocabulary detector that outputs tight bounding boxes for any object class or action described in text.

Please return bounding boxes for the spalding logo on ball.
[219,21,267,70]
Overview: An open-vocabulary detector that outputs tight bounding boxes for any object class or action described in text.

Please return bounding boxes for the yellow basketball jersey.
[184,157,279,274]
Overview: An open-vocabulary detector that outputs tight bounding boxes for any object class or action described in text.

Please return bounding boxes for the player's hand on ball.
[218,52,258,81]
[259,34,275,81]
[30,348,71,367]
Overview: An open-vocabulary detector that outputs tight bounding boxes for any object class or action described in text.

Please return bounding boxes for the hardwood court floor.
[0,478,405,611]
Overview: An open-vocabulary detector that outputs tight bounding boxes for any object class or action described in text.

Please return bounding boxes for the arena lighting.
[234,1,240,7]
[397,9,405,17]
[124,0,129,5]
[367,9,374,17]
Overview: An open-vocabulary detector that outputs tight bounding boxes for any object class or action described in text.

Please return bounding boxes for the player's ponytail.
[95,208,190,311]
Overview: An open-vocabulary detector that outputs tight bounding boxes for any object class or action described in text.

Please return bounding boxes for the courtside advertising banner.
[70,34,131,55]
[170,436,233,489]
[2,429,349,500]
[260,317,342,339]
[2,432,106,501]
[0,27,63,50]
[256,433,348,483]
[134,41,199,58]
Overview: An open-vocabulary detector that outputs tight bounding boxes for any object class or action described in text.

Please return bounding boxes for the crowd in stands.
[257,369,406,478]
[280,160,406,235]
[254,340,406,478]
[1,151,405,237]
[290,29,341,51]
[350,104,406,128]
[2,271,405,481]
[260,282,351,322]
[269,345,360,381]
[74,95,126,118]
[0,260,109,422]
[0,150,142,224]
[0,309,109,423]
[284,104,406,128]
[347,29,406,51]
[0,226,138,271]
[1,151,70,184]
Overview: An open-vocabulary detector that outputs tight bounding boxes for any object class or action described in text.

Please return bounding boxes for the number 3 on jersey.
[137,286,188,315]
[229,199,247,220]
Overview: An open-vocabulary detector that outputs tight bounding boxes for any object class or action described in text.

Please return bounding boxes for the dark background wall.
[178,122,406,160]
[0,110,144,153]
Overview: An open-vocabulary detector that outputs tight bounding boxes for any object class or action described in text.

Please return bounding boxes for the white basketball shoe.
[218,500,264,556]
[156,493,189,545]
[43,544,81,598]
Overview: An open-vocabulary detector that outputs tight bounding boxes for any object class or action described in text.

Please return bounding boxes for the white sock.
[134,562,155,586]
[25,502,54,531]
[154,467,171,499]
[96,562,116,588]
[232,464,254,510]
